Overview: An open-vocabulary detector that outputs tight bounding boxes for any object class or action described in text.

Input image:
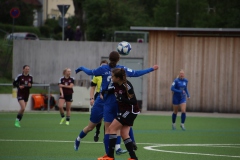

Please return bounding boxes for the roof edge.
[130,26,240,32]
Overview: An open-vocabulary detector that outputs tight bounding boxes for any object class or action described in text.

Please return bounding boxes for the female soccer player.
[100,68,140,160]
[58,68,74,125]
[74,59,127,155]
[75,51,158,154]
[90,60,108,142]
[13,65,33,128]
[171,69,190,130]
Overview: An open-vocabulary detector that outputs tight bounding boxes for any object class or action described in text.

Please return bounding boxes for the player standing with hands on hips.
[13,65,33,128]
[171,69,190,130]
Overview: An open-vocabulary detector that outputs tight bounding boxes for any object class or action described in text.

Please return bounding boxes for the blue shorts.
[103,94,118,123]
[90,96,104,124]
[172,96,186,105]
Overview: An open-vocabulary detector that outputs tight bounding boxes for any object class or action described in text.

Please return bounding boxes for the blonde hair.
[177,69,184,78]
[63,68,71,76]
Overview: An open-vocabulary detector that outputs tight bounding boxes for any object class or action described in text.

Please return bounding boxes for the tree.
[0,0,35,26]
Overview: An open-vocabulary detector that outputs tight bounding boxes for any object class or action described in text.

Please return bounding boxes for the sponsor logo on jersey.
[127,68,133,72]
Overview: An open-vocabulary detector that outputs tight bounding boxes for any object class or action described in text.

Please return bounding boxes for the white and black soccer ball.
[117,41,131,56]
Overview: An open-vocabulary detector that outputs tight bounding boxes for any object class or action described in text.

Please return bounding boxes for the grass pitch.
[0,112,239,160]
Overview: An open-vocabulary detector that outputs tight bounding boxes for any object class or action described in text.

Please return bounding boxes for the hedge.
[0,23,41,38]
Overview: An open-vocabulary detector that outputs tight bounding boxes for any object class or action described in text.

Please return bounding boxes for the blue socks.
[172,113,177,123]
[79,130,87,139]
[181,113,186,124]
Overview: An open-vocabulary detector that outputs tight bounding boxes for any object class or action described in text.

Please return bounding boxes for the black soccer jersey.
[58,77,74,95]
[113,80,140,113]
[13,73,33,96]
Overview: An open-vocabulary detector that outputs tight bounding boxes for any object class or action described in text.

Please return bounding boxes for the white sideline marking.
[144,144,240,158]
[1,139,239,158]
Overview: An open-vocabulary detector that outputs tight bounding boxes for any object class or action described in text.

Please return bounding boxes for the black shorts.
[94,92,100,100]
[59,94,73,102]
[116,111,137,126]
[17,93,29,102]
[17,96,29,102]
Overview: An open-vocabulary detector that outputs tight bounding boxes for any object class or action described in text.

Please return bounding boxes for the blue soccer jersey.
[78,64,154,122]
[171,78,190,105]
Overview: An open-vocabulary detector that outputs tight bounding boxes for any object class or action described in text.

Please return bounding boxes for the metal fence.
[0,83,51,111]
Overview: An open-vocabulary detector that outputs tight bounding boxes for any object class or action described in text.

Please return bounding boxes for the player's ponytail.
[109,51,120,68]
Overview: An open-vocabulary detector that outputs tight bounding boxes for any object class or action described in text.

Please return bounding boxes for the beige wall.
[42,0,74,22]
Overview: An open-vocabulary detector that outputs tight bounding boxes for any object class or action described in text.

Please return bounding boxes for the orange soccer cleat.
[97,154,114,160]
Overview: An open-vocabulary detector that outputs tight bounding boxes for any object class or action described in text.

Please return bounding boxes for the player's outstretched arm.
[126,65,159,77]
[75,66,103,76]
[75,66,94,75]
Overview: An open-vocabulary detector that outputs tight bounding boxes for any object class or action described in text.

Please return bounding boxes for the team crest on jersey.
[119,90,123,94]
[127,68,132,72]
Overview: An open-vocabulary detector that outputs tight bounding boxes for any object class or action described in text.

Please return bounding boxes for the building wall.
[13,37,240,113]
[148,31,240,113]
[39,0,74,24]
[12,41,150,111]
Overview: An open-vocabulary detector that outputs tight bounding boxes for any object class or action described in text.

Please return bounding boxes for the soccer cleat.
[97,155,114,160]
[94,132,100,142]
[128,158,138,160]
[74,139,80,151]
[15,120,21,128]
[116,148,128,155]
[66,121,69,125]
[180,124,186,131]
[172,124,176,130]
[132,142,138,151]
[59,117,65,124]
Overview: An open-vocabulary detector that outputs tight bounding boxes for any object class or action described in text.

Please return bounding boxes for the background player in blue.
[99,68,140,160]
[75,51,159,154]
[171,69,190,130]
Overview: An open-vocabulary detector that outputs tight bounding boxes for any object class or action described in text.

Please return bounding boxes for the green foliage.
[44,19,62,34]
[39,25,51,37]
[0,39,12,79]
[0,0,35,26]
[0,23,40,36]
[79,0,240,40]
[83,0,149,41]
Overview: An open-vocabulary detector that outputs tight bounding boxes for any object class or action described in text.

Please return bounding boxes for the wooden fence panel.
[148,31,240,113]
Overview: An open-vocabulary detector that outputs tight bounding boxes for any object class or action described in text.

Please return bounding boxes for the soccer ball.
[117,41,131,56]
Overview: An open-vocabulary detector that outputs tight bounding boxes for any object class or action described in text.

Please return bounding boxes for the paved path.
[140,111,240,118]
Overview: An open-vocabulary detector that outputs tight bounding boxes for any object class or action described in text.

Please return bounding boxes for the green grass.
[0,112,240,160]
